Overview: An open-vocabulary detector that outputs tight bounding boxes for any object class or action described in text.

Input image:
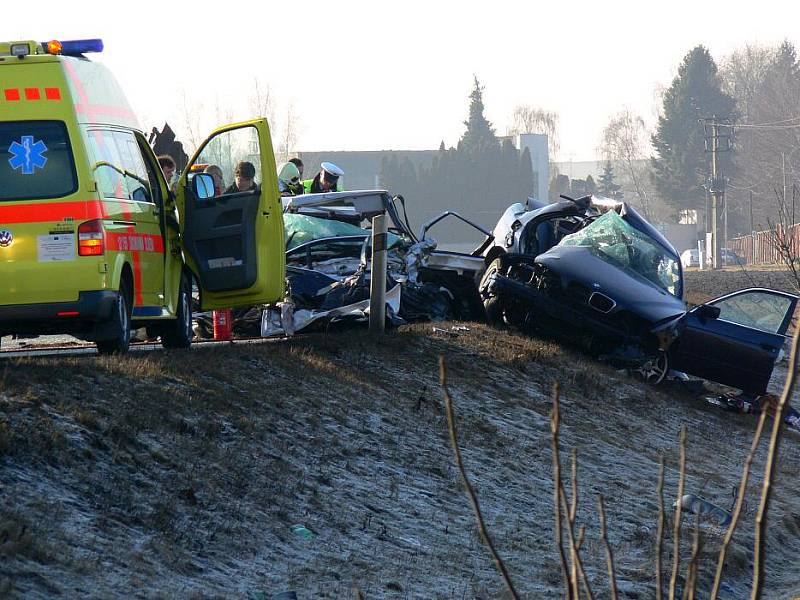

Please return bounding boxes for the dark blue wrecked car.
[479,196,797,394]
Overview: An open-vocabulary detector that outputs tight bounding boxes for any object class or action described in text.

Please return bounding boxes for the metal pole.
[711,119,720,270]
[750,191,756,264]
[724,192,728,265]
[369,213,388,335]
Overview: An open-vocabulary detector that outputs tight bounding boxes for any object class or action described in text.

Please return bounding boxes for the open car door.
[670,288,798,394]
[175,119,285,310]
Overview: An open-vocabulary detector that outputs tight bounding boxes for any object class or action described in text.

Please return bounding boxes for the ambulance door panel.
[85,129,162,308]
[111,131,164,311]
[179,121,285,310]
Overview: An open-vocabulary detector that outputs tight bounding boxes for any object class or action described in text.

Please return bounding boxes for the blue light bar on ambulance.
[42,39,103,56]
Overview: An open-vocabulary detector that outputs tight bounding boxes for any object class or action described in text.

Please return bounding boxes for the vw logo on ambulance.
[0,230,13,247]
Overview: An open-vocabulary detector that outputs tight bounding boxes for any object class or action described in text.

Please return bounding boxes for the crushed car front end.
[481,200,686,379]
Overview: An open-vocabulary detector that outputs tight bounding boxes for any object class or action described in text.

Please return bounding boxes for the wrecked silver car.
[479,195,798,394]
[260,190,489,335]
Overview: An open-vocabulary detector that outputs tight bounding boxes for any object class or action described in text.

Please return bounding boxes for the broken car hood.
[536,245,687,323]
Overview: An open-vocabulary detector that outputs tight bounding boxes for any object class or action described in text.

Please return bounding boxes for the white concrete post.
[698,240,704,271]
[369,213,388,335]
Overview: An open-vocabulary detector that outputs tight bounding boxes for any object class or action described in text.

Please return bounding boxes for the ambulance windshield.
[0,121,78,201]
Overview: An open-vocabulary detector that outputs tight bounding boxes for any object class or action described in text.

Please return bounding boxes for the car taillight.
[78,219,104,256]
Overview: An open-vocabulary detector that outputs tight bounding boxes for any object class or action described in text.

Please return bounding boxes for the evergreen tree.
[520,147,534,198]
[598,162,621,198]
[549,173,570,203]
[379,152,401,191]
[651,46,736,211]
[459,76,497,153]
[585,174,596,195]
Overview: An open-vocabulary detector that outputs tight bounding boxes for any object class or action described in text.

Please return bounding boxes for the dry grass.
[1,316,798,597]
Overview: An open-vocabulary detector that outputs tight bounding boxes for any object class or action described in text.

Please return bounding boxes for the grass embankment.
[1,269,799,598]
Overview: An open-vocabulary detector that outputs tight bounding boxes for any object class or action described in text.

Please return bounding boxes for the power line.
[736,122,800,130]
[739,115,800,127]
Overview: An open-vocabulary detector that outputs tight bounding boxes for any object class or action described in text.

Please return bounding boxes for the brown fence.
[728,224,800,265]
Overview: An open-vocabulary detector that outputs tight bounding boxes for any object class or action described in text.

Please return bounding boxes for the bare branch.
[752,324,800,599]
[439,357,521,600]
[669,426,688,600]
[550,383,572,599]
[598,494,619,600]
[682,513,702,600]
[710,409,768,600]
[656,455,666,600]
[560,481,595,600]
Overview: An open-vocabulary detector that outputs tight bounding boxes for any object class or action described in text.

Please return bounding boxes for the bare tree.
[178,89,204,153]
[598,108,654,218]
[249,79,275,126]
[277,101,299,164]
[721,42,800,234]
[720,45,777,123]
[508,105,560,159]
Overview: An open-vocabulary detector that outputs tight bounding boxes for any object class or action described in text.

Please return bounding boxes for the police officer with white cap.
[303,161,344,194]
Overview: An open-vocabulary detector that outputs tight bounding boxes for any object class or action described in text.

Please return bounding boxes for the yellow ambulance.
[0,39,285,353]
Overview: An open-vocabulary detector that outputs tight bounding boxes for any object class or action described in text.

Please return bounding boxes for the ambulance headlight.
[10,43,31,58]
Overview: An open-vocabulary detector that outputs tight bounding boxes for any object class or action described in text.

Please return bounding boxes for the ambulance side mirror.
[190,173,216,199]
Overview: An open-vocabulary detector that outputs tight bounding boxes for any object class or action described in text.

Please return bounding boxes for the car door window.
[85,129,126,200]
[710,291,794,334]
[135,134,164,210]
[193,126,261,196]
[112,131,152,203]
[85,129,152,202]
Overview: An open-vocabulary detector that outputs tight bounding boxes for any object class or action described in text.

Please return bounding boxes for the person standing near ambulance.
[157,154,178,191]
[302,161,344,193]
[224,161,258,194]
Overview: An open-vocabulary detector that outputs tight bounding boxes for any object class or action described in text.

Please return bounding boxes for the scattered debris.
[290,524,315,540]
[432,325,471,337]
[704,392,800,432]
[674,494,732,527]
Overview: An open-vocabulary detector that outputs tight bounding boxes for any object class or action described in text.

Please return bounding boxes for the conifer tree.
[459,76,497,153]
[651,46,736,210]
[598,162,621,198]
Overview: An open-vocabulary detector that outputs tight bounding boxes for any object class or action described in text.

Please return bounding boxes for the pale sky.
[4,0,799,161]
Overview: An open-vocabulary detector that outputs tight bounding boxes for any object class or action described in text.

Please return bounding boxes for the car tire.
[480,258,506,327]
[639,350,670,385]
[96,280,132,355]
[161,274,193,349]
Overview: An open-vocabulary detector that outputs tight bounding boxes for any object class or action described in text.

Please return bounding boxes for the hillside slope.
[2,318,799,598]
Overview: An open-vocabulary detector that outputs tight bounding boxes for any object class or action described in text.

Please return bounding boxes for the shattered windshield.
[558,210,681,296]
[284,213,401,250]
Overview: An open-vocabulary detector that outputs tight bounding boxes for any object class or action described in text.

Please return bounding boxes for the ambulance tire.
[96,280,132,355]
[161,274,193,349]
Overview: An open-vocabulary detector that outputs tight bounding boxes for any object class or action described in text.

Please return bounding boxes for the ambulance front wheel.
[96,280,132,355]
[161,274,193,349]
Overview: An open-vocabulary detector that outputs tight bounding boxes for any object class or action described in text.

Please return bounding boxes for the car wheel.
[161,274,193,349]
[96,280,132,355]
[480,258,505,327]
[638,350,669,385]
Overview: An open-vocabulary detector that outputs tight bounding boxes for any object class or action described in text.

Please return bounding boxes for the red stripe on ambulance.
[105,232,164,253]
[24,88,41,100]
[0,200,105,223]
[4,89,20,101]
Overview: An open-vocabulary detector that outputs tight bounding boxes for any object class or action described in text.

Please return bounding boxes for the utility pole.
[702,117,732,270]
[750,190,755,264]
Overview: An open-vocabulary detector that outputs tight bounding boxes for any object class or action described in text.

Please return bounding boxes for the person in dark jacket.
[224,161,258,194]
